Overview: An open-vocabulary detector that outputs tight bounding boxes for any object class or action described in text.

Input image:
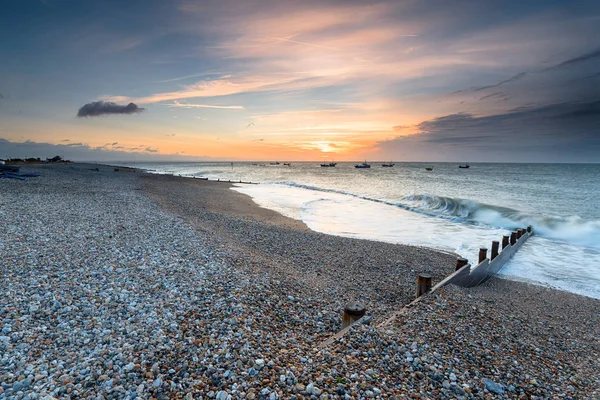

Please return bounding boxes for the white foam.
[234,183,600,299]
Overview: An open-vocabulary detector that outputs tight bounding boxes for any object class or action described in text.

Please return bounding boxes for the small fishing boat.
[283,162,291,166]
[458,164,470,169]
[320,162,337,167]
[355,161,371,169]
[270,161,280,165]
[382,162,395,167]
[425,167,433,171]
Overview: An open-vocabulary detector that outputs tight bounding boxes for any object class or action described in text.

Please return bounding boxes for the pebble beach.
[1,164,598,399]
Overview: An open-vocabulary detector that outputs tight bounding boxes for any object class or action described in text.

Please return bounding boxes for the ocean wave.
[278,183,600,248]
[404,194,600,248]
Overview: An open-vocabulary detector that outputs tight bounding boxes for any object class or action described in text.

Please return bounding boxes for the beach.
[1,163,598,399]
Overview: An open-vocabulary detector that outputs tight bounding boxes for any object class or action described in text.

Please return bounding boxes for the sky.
[1,0,599,162]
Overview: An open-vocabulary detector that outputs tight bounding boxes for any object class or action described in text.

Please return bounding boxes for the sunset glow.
[1,0,599,162]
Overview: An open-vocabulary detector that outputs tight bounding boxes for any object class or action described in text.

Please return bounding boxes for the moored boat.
[458,164,470,169]
[355,161,371,169]
[320,162,337,167]
[382,162,395,167]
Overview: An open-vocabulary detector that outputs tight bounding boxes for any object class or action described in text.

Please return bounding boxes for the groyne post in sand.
[455,257,468,271]
[491,241,500,260]
[342,302,366,329]
[510,231,517,245]
[416,273,432,298]
[478,248,488,263]
[502,235,510,249]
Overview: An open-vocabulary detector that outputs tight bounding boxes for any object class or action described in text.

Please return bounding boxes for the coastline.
[1,163,598,398]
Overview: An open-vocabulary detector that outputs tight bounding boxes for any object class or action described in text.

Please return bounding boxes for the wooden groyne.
[434,225,533,289]
[320,226,534,344]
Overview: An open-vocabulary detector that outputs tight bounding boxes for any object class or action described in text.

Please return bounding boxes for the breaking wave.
[404,194,600,248]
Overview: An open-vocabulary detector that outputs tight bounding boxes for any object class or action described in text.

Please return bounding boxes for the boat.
[283,162,291,166]
[269,161,280,165]
[458,164,470,169]
[382,162,394,167]
[320,162,337,167]
[425,167,433,171]
[355,161,371,169]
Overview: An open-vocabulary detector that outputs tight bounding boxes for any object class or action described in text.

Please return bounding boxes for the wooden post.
[416,273,432,298]
[510,231,517,245]
[527,225,533,233]
[520,228,527,237]
[342,302,366,329]
[491,241,499,260]
[502,235,510,249]
[478,248,488,264]
[516,229,522,239]
[455,257,468,271]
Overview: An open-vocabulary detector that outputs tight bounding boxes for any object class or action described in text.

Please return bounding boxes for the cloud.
[546,48,600,70]
[473,72,528,92]
[77,101,145,117]
[166,100,245,110]
[156,72,226,83]
[374,100,600,162]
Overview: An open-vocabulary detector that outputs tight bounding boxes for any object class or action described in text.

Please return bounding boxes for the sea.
[117,161,600,300]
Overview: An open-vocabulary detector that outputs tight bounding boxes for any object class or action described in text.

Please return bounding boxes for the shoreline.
[1,163,598,398]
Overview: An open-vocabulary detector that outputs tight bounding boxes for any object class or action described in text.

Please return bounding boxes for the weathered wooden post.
[510,231,517,245]
[516,229,522,239]
[502,235,510,249]
[519,228,526,237]
[415,273,432,298]
[455,257,468,271]
[478,248,488,263]
[527,225,533,233]
[491,241,500,260]
[342,302,366,329]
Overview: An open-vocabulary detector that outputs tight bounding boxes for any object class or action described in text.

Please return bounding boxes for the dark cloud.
[546,48,600,71]
[470,48,600,94]
[377,100,600,162]
[473,72,528,92]
[479,92,507,101]
[77,101,145,117]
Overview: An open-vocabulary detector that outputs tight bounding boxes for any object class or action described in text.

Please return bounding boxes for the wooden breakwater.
[433,226,533,289]
[320,226,534,343]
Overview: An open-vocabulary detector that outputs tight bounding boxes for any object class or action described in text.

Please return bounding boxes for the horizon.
[1,0,600,163]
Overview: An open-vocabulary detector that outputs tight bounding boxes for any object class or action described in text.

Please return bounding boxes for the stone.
[482,378,504,394]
